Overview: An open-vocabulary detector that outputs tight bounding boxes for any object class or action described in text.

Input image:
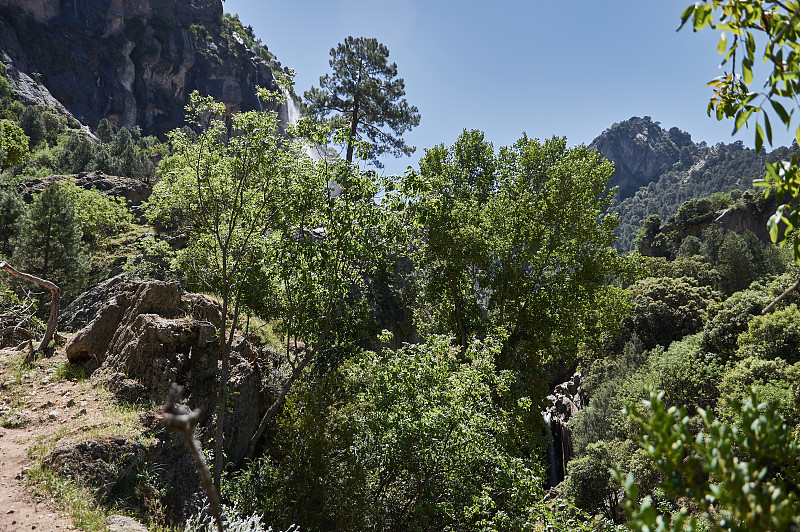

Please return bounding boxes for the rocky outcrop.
[65,280,281,465]
[592,116,690,201]
[543,372,584,488]
[46,437,144,500]
[17,171,151,206]
[715,192,781,244]
[0,0,287,136]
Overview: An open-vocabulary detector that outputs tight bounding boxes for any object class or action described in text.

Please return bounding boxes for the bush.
[699,287,773,359]
[736,304,800,364]
[226,337,545,532]
[622,391,800,532]
[60,180,133,249]
[627,276,714,349]
[718,357,800,426]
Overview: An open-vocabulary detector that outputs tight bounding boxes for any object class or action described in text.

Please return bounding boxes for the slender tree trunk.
[451,280,466,349]
[214,272,229,493]
[345,96,360,163]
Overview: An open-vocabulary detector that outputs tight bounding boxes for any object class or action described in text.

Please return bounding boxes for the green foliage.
[227,337,545,532]
[0,186,24,257]
[736,304,800,364]
[304,36,421,166]
[563,440,656,525]
[0,119,29,166]
[123,235,181,282]
[627,276,713,349]
[410,130,623,379]
[60,180,133,249]
[17,122,158,183]
[18,105,46,148]
[718,357,800,426]
[700,275,794,359]
[12,181,89,301]
[621,390,800,531]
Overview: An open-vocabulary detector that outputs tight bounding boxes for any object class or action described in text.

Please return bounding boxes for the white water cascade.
[281,88,324,162]
[281,88,341,196]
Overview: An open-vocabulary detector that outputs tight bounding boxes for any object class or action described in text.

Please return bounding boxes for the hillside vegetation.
[0,5,798,532]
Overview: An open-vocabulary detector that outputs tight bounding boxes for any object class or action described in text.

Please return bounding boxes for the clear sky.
[224,0,792,176]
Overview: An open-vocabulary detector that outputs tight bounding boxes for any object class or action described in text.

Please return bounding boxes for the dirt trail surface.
[0,345,108,531]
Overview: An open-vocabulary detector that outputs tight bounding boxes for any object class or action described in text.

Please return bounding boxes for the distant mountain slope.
[0,0,290,136]
[594,116,794,252]
[591,116,692,201]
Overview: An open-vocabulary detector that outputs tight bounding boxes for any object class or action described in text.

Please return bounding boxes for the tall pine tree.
[13,181,89,301]
[304,36,420,168]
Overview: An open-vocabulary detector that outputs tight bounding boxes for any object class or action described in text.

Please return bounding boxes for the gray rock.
[0,0,286,139]
[106,515,149,532]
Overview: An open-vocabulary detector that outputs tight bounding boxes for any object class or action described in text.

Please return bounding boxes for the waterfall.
[283,87,302,125]
[543,412,559,488]
[281,88,323,161]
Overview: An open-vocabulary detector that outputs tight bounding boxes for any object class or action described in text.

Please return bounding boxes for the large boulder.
[65,279,280,465]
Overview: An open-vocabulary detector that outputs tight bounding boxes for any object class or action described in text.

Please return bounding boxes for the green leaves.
[622,389,800,531]
[680,0,800,264]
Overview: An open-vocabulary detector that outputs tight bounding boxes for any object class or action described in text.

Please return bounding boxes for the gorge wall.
[0,0,288,135]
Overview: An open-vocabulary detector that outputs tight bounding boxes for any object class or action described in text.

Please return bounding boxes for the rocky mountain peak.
[591,116,691,200]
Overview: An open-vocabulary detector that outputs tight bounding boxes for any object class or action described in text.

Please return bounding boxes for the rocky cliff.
[0,0,289,136]
[591,116,693,201]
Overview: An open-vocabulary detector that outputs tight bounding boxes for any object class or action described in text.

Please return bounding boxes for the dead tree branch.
[0,261,60,361]
[162,384,223,532]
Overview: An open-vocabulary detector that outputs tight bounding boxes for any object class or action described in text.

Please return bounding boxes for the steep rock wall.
[0,0,285,135]
[591,116,690,201]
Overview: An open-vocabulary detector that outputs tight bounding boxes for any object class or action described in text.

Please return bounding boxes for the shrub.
[736,304,800,364]
[226,337,545,532]
[627,276,714,349]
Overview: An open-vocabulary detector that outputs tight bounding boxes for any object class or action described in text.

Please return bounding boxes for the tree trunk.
[345,96,360,163]
[0,261,61,360]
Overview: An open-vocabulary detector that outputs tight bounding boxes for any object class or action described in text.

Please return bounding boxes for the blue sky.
[224,0,792,176]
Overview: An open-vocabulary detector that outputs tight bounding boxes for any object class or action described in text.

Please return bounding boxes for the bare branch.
[0,261,61,360]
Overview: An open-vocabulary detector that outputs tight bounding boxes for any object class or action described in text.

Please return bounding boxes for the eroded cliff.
[0,0,287,135]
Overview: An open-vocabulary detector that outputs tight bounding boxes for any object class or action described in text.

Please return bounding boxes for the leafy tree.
[627,276,714,349]
[621,390,800,532]
[736,303,800,364]
[18,105,45,148]
[718,357,800,426]
[149,89,400,488]
[0,119,29,166]
[150,89,297,491]
[60,181,133,249]
[304,36,420,167]
[410,130,623,379]
[563,440,650,524]
[227,336,544,532]
[0,187,24,257]
[716,230,756,295]
[12,181,89,301]
[700,285,774,358]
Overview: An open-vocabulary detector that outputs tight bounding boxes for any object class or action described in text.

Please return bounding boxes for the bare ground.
[0,344,127,531]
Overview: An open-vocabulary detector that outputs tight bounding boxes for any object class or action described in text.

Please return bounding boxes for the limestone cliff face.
[591,116,692,201]
[0,0,286,135]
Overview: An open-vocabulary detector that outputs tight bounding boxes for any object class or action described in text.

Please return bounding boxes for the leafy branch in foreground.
[619,390,800,531]
[680,1,800,261]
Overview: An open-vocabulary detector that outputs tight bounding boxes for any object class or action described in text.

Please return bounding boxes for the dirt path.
[0,346,102,532]
[0,424,75,531]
